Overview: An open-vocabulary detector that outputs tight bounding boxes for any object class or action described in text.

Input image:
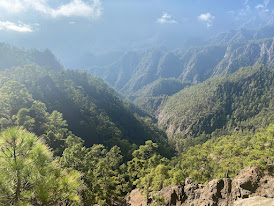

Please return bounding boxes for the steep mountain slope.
[213,38,274,76]
[157,65,274,142]
[0,43,63,71]
[87,46,227,94]
[86,27,274,106]
[87,51,142,90]
[131,78,188,99]
[0,43,170,152]
[131,78,190,113]
[0,44,175,205]
[0,65,168,148]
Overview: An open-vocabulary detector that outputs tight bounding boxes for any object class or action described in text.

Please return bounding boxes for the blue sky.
[0,0,273,67]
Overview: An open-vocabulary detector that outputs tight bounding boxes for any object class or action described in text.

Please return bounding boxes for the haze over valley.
[0,0,273,205]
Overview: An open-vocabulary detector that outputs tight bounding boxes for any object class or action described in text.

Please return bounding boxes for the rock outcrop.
[234,196,274,206]
[123,189,147,206]
[123,165,274,206]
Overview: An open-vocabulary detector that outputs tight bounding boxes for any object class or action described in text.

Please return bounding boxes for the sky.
[0,0,273,67]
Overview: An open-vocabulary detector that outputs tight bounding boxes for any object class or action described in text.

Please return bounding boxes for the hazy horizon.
[0,0,273,68]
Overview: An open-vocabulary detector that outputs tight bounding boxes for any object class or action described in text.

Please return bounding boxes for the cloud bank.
[0,21,32,32]
[157,12,176,24]
[0,0,102,19]
[198,13,215,27]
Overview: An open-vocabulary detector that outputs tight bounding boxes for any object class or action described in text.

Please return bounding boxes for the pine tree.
[0,127,82,205]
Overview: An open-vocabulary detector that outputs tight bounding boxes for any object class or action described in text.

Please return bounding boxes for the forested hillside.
[0,64,171,153]
[0,43,63,72]
[131,78,190,113]
[0,26,273,205]
[0,45,173,204]
[158,65,274,151]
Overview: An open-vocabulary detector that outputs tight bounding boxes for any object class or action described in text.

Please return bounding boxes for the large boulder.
[231,165,263,199]
[123,189,147,206]
[151,185,186,206]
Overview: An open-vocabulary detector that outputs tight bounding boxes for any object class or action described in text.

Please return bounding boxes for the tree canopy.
[0,127,82,205]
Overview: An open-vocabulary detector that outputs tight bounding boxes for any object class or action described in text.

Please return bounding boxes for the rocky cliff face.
[122,165,274,206]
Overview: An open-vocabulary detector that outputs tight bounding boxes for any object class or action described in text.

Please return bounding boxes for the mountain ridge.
[86,26,274,102]
[0,43,63,72]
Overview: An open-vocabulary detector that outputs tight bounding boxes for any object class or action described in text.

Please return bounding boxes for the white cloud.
[0,0,102,19]
[0,0,25,13]
[255,4,264,9]
[0,20,32,32]
[69,21,76,24]
[157,12,176,24]
[198,13,215,27]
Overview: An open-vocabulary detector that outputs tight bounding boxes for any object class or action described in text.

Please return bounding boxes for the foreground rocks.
[122,165,274,206]
[234,196,274,206]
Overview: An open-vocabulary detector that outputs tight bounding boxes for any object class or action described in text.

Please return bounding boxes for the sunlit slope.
[158,65,274,139]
